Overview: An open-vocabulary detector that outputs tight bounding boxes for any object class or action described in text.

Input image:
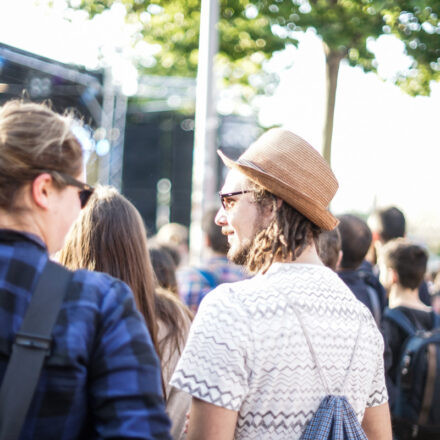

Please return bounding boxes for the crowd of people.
[0,100,438,439]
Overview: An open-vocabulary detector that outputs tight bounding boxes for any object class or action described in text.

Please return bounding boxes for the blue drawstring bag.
[291,306,368,440]
[300,395,367,440]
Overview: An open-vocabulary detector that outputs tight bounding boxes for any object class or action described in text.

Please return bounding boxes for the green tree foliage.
[378,0,440,96]
[72,0,298,98]
[71,0,440,162]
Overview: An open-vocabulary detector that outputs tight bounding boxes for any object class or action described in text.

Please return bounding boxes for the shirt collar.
[264,261,328,276]
[0,229,47,251]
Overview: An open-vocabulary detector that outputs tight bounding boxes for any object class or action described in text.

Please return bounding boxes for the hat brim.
[218,150,339,231]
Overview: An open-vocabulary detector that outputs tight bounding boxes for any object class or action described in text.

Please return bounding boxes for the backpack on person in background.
[383,308,440,439]
[196,268,218,290]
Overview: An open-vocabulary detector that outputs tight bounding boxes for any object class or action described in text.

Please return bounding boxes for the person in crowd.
[0,100,171,438]
[369,206,431,305]
[159,243,183,269]
[337,214,387,325]
[58,185,192,440]
[155,222,189,268]
[177,208,247,313]
[380,239,438,440]
[432,273,440,314]
[149,246,179,296]
[317,227,341,271]
[432,291,440,315]
[171,128,391,439]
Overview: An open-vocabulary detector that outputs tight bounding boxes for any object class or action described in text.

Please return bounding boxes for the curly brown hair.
[246,184,322,274]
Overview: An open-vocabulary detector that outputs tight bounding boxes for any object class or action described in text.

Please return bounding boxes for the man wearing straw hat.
[171,128,392,439]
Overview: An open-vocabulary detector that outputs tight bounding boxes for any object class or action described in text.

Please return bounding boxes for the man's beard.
[227,218,264,266]
[228,237,254,266]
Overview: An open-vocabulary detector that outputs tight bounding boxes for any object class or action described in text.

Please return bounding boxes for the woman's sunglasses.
[36,170,95,208]
[57,172,95,208]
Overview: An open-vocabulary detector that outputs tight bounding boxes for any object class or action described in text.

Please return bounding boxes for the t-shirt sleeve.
[366,323,389,407]
[170,284,251,411]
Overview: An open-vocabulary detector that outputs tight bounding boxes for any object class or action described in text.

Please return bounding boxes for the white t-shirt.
[171,263,388,439]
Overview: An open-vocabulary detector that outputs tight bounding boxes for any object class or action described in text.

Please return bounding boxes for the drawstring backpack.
[291,305,368,440]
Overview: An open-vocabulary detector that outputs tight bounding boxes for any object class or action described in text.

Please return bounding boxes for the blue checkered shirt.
[0,229,172,439]
[177,256,247,313]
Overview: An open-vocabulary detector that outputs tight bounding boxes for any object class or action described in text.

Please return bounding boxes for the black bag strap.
[383,307,416,337]
[0,260,73,440]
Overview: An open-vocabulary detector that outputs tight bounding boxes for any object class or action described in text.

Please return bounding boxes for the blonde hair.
[156,223,189,247]
[0,100,83,209]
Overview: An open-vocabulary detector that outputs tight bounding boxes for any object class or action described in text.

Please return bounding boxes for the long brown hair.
[246,184,322,274]
[58,186,160,360]
[155,287,192,372]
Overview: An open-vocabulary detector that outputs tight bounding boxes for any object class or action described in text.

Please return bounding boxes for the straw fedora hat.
[217,128,339,230]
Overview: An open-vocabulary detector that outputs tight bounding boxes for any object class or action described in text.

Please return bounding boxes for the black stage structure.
[0,42,127,189]
[0,44,259,234]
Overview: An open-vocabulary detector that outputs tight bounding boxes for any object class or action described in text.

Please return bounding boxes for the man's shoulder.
[197,277,255,316]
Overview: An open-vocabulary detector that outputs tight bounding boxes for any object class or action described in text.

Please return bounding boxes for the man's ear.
[205,234,211,247]
[31,173,53,210]
[390,268,399,285]
[266,196,282,212]
[336,250,343,271]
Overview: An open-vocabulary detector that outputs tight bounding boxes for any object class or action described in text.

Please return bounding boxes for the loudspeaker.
[122,111,194,235]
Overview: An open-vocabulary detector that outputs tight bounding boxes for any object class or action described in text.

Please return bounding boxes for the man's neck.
[389,284,430,311]
[276,243,324,266]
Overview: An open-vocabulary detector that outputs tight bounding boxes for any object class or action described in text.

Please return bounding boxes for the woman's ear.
[31,173,53,210]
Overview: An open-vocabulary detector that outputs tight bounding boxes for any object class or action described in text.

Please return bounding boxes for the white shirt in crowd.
[171,262,388,439]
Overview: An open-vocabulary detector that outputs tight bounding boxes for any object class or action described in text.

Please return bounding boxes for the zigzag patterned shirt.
[171,262,388,439]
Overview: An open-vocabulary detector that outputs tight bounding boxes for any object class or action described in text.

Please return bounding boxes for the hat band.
[236,158,267,173]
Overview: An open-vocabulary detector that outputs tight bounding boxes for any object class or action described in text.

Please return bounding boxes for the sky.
[0,0,439,247]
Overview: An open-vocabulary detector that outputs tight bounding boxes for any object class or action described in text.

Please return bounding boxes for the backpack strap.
[357,269,383,322]
[0,260,73,440]
[418,343,437,425]
[196,268,218,289]
[365,285,382,326]
[290,306,331,395]
[291,304,363,396]
[383,307,416,337]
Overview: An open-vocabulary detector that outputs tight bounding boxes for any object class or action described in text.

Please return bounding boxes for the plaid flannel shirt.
[177,256,247,313]
[0,229,171,439]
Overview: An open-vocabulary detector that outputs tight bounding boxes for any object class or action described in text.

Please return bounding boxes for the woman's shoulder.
[68,268,135,308]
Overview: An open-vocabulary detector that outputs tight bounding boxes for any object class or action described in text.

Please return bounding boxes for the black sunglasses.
[37,170,95,208]
[57,172,94,208]
[218,190,251,209]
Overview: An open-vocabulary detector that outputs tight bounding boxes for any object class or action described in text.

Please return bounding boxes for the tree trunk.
[322,44,343,165]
